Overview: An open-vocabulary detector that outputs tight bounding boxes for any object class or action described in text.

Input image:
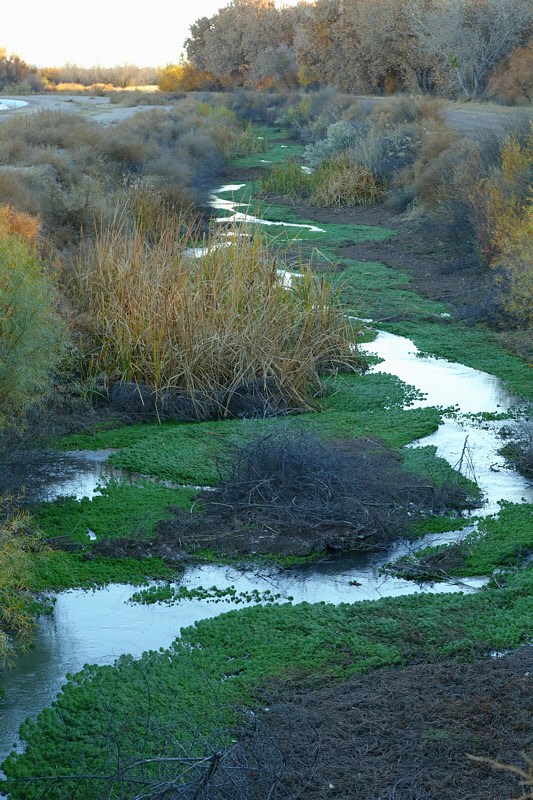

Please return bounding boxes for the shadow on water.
[1,448,123,503]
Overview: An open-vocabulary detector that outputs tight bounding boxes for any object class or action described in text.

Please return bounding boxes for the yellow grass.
[70,212,361,412]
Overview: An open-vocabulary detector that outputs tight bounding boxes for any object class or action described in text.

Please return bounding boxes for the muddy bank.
[237,646,533,800]
[278,199,494,321]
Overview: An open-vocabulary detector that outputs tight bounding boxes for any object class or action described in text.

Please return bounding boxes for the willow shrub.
[70,214,361,412]
[0,496,49,664]
[0,220,67,429]
[481,131,533,327]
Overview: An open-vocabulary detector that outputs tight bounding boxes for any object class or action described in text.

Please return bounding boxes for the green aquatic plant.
[34,480,197,543]
[128,583,293,605]
[4,571,533,798]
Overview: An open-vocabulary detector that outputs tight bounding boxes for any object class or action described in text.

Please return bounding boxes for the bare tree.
[185,0,303,87]
[418,0,533,97]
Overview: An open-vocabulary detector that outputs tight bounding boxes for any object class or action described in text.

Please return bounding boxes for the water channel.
[0,100,28,113]
[1,187,532,777]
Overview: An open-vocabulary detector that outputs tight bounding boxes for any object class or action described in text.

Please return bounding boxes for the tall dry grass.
[69,214,360,413]
[310,156,385,206]
[262,155,384,206]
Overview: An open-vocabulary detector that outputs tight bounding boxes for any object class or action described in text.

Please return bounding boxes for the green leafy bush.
[0,233,66,428]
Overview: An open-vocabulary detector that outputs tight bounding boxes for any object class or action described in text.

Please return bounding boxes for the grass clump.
[310,156,384,207]
[69,213,361,417]
[262,156,384,207]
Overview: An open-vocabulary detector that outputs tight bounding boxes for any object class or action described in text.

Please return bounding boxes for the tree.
[0,47,41,91]
[294,0,434,93]
[185,0,302,88]
[418,0,533,97]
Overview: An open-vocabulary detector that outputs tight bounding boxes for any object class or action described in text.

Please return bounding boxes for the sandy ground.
[0,93,174,124]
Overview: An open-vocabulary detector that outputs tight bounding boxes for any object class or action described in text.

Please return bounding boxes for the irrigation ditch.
[2,129,533,799]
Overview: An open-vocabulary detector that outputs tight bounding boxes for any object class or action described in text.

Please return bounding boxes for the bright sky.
[3,0,302,69]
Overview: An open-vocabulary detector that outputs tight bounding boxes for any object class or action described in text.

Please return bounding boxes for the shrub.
[0,102,266,245]
[0,204,41,244]
[156,63,184,92]
[0,231,67,429]
[491,201,533,327]
[0,495,48,664]
[305,120,360,167]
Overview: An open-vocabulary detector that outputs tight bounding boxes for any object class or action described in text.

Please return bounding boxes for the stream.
[1,187,532,774]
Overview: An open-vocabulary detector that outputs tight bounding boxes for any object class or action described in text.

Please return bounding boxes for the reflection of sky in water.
[366,331,520,412]
[362,331,533,514]
[30,449,122,502]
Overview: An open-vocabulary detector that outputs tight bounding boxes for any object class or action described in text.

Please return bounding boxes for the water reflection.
[29,449,122,502]
[362,331,533,513]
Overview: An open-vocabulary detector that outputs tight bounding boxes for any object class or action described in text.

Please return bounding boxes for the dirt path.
[0,93,172,124]
[2,93,531,135]
[444,104,528,137]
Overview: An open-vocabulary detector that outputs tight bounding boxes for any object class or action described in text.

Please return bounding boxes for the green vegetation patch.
[5,572,533,798]
[30,551,176,591]
[107,409,445,479]
[34,480,197,543]
[213,186,397,245]
[391,502,533,579]
[337,259,448,321]
[322,370,424,412]
[383,321,533,401]
[128,583,293,606]
[257,205,397,244]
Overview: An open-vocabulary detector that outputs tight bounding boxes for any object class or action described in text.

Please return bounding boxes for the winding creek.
[1,186,533,776]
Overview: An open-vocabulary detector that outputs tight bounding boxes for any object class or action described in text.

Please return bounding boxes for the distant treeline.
[0,48,157,94]
[180,0,533,100]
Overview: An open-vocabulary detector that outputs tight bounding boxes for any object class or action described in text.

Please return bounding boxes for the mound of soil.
[225,647,533,800]
[157,433,473,558]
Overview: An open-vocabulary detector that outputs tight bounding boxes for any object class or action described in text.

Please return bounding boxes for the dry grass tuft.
[310,156,385,206]
[68,211,360,414]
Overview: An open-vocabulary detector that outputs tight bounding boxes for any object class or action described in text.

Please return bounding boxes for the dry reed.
[310,156,385,207]
[69,213,361,413]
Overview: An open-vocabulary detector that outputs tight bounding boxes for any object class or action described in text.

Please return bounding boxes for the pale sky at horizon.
[3,0,301,70]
